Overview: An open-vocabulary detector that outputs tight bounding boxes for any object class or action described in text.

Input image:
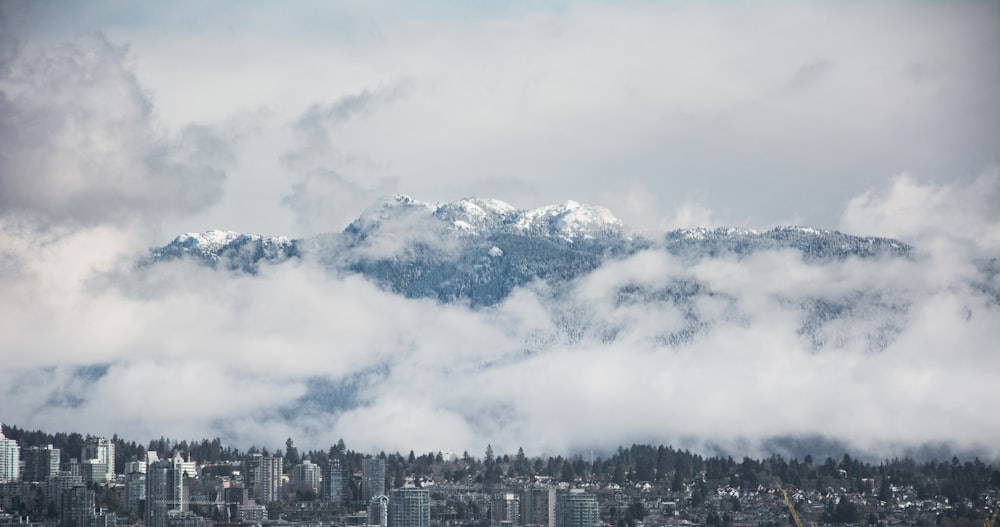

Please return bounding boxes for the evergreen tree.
[285,437,300,466]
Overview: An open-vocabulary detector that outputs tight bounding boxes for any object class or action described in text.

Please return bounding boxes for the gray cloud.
[281,85,410,235]
[0,33,226,229]
[788,60,835,92]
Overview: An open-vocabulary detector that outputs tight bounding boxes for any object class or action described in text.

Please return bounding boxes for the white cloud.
[841,170,1000,254]
[0,34,228,230]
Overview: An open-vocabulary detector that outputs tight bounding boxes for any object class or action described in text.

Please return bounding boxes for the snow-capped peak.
[516,200,624,241]
[175,230,242,250]
[434,197,519,234]
[173,229,292,249]
[351,195,627,241]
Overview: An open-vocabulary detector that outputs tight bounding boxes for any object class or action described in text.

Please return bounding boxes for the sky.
[0,1,998,460]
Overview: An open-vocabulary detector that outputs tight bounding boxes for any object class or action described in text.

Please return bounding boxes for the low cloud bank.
[1,173,997,460]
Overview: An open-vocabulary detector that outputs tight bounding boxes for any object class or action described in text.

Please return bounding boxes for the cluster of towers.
[0,428,120,527]
[356,458,430,527]
[0,426,601,527]
[352,458,598,527]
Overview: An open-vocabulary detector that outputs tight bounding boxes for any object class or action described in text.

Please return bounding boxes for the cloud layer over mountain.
[0,1,998,460]
[2,177,997,459]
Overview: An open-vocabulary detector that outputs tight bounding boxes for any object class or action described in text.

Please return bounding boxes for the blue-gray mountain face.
[147,195,917,352]
[148,230,300,274]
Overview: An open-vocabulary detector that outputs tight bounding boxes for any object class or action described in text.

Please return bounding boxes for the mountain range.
[146,195,919,353]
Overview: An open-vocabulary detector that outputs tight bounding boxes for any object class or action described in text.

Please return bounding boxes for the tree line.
[4,424,998,506]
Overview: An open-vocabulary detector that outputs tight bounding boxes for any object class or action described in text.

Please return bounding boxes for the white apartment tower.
[257,455,283,504]
[0,425,20,482]
[83,437,115,483]
[292,459,322,496]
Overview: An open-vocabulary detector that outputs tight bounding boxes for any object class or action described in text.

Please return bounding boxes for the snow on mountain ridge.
[173,229,294,249]
[348,195,627,242]
[175,229,242,250]
[151,230,298,273]
[514,200,624,241]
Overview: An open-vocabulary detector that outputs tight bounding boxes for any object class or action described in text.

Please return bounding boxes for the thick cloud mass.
[0,34,227,228]
[0,2,997,460]
[2,176,998,459]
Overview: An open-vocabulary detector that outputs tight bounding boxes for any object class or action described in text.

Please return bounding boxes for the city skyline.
[0,424,995,527]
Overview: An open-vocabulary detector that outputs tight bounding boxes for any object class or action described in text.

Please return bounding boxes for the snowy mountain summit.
[346,194,629,243]
[149,230,299,273]
[147,195,913,307]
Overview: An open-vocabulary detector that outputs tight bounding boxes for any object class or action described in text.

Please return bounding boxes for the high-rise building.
[81,460,109,485]
[162,512,208,527]
[326,459,347,505]
[555,491,599,527]
[257,456,283,504]
[493,492,521,526]
[82,437,114,483]
[243,453,262,499]
[522,486,556,527]
[84,509,117,527]
[237,504,268,523]
[60,485,95,527]
[362,458,386,502]
[0,427,20,482]
[63,458,81,479]
[292,459,321,496]
[368,494,389,527]
[47,471,85,510]
[388,488,430,527]
[23,445,61,482]
[125,461,147,475]
[124,462,146,517]
[146,456,184,527]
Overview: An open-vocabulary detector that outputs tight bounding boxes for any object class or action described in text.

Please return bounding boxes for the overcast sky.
[1,1,998,459]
